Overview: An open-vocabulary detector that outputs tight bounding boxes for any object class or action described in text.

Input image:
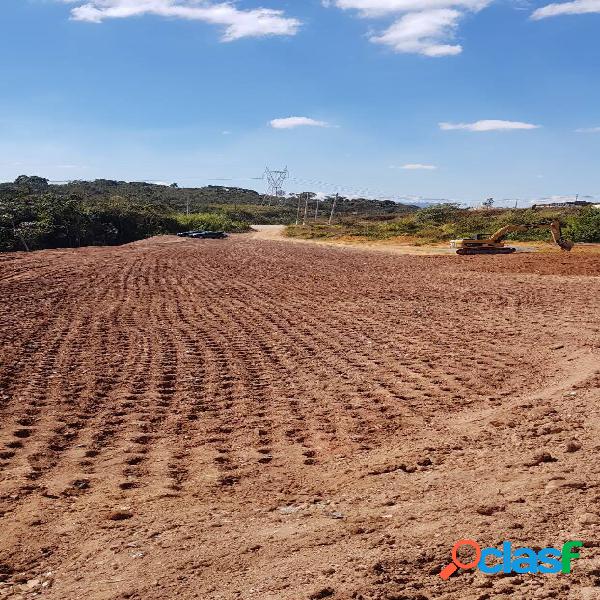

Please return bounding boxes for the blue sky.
[1,0,599,204]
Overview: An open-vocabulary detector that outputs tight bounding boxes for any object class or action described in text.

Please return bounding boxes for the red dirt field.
[1,235,600,600]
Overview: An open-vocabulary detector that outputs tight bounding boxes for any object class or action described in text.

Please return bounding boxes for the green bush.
[85,197,180,245]
[2,192,187,251]
[380,217,419,236]
[414,203,461,225]
[565,208,600,242]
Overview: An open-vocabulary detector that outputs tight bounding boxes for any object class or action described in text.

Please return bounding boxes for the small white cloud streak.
[397,163,438,170]
[439,119,540,131]
[324,0,489,18]
[269,117,332,129]
[532,0,600,19]
[60,0,301,41]
[575,126,600,133]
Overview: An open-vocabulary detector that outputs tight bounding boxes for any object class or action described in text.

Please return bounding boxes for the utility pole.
[329,193,338,225]
[302,192,309,225]
[314,195,320,221]
[186,197,190,216]
[295,194,302,225]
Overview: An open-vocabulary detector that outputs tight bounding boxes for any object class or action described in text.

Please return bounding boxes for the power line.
[287,176,416,203]
[263,167,289,205]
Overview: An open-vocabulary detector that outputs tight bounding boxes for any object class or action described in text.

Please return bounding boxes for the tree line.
[0,176,416,252]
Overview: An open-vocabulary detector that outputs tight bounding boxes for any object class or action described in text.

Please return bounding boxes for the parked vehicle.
[177,230,228,239]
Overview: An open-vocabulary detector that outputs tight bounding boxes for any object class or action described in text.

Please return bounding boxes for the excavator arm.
[488,224,530,243]
[549,220,574,251]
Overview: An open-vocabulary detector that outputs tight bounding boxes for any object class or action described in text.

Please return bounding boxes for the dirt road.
[250,225,551,255]
[1,235,599,599]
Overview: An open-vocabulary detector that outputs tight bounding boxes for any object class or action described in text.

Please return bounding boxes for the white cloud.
[575,126,600,133]
[396,163,438,170]
[269,117,332,129]
[370,9,463,56]
[532,0,600,19]
[324,0,491,56]
[324,0,488,17]
[440,119,540,131]
[60,1,301,41]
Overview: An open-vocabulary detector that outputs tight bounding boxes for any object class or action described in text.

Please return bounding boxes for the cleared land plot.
[1,235,599,600]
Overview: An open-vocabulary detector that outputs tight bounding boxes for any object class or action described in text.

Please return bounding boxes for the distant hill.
[0,176,419,221]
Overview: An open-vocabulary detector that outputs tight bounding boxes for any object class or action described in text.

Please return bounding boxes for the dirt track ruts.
[1,235,599,600]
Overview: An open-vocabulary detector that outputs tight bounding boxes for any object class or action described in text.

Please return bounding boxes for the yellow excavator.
[450,220,574,255]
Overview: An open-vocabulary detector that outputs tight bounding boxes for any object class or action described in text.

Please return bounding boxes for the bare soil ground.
[1,235,600,600]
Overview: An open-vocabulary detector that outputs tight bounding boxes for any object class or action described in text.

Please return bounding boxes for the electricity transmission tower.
[263,167,289,205]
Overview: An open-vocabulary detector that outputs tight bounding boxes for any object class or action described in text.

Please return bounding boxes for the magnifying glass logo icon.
[440,539,482,580]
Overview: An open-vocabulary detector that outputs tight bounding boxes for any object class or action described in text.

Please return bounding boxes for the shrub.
[380,217,419,236]
[414,203,461,225]
[284,205,600,245]
[565,208,600,243]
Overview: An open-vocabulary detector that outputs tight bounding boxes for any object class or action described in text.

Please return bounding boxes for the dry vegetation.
[287,205,600,246]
